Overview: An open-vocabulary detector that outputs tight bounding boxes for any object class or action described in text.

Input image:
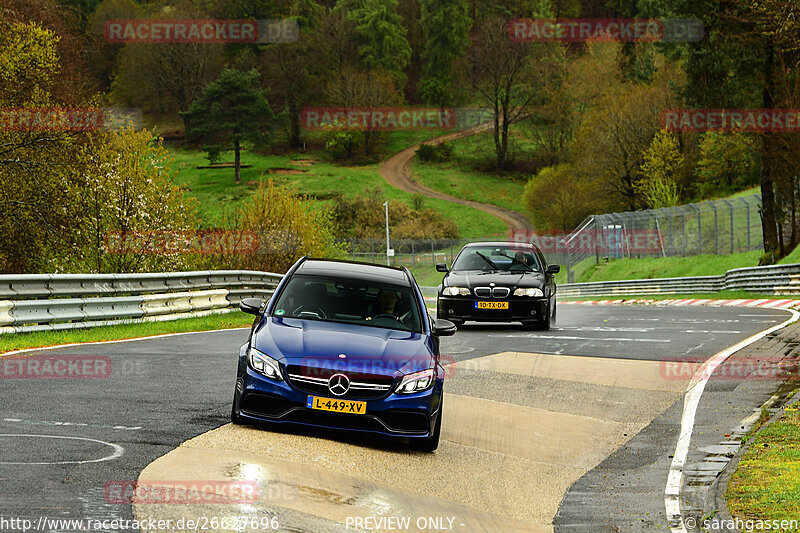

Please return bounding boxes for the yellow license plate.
[306,396,366,414]
[475,301,509,310]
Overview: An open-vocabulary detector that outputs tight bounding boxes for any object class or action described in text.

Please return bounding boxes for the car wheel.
[410,404,442,452]
[539,301,552,330]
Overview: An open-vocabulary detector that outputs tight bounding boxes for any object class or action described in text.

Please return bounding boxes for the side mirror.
[546,265,561,274]
[433,318,457,337]
[436,263,449,272]
[239,297,264,315]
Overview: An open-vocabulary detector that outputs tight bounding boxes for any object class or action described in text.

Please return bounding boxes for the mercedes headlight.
[443,286,470,296]
[513,287,544,297]
[396,368,435,394]
[248,348,283,380]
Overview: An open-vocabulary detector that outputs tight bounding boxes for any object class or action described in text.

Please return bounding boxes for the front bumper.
[437,296,548,322]
[234,367,443,439]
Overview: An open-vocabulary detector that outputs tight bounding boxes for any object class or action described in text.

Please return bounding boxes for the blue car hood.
[253,317,434,376]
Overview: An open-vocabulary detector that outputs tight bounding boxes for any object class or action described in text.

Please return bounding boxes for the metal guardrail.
[559,263,800,298]
[0,270,282,334]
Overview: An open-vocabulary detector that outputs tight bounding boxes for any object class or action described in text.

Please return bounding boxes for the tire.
[524,301,551,330]
[410,404,442,452]
[539,301,552,330]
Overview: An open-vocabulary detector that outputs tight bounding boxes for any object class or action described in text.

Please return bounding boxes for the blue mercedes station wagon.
[231,257,456,451]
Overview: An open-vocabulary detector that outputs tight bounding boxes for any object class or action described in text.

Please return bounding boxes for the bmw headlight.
[396,368,435,394]
[248,348,283,380]
[443,286,470,296]
[513,287,544,297]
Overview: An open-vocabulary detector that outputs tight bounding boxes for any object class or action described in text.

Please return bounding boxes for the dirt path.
[378,123,532,234]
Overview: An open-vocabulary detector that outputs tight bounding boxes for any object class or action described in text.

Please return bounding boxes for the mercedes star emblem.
[328,373,350,396]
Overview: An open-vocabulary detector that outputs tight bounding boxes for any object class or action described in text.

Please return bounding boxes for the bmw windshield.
[451,246,542,272]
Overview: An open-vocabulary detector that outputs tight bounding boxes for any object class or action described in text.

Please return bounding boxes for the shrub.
[331,187,458,239]
[416,142,452,162]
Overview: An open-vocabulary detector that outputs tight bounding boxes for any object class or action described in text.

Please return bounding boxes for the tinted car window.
[451,246,542,272]
[272,275,423,333]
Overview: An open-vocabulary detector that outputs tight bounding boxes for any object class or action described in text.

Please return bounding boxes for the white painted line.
[664,308,799,532]
[0,434,124,465]
[0,327,250,358]
[489,334,670,343]
[2,418,142,431]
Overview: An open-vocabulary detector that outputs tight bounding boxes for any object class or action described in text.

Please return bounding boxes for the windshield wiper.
[474,251,499,271]
[495,252,535,272]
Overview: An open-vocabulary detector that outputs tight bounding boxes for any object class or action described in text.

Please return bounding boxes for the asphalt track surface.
[0,304,791,532]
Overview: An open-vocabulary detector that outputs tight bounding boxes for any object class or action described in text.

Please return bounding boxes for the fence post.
[721,199,734,254]
[681,210,686,256]
[711,202,719,255]
[431,240,435,265]
[371,239,375,263]
[411,241,415,265]
[667,209,673,256]
[742,197,752,250]
[351,238,355,261]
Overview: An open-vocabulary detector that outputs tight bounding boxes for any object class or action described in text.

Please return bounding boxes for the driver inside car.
[367,288,411,326]
[378,288,399,315]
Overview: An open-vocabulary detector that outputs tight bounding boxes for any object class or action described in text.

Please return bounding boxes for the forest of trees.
[1,0,799,273]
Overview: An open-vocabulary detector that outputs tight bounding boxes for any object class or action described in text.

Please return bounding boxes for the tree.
[70,128,199,273]
[260,1,325,148]
[571,60,679,211]
[695,132,758,197]
[467,17,561,169]
[0,18,86,273]
[346,0,412,88]
[107,4,225,119]
[523,164,596,231]
[679,0,800,262]
[324,68,401,157]
[181,69,275,182]
[637,131,683,209]
[418,0,471,107]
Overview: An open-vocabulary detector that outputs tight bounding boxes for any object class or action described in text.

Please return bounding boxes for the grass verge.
[727,403,800,525]
[0,312,253,355]
[559,291,783,302]
[563,251,763,284]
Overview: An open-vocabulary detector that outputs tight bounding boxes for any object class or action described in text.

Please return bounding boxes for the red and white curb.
[562,298,800,310]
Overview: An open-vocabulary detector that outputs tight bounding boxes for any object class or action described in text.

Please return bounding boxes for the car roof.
[462,241,542,251]
[296,258,412,286]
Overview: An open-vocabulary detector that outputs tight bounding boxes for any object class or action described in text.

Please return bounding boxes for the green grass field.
[0,312,254,354]
[169,146,506,237]
[409,131,529,214]
[728,404,800,525]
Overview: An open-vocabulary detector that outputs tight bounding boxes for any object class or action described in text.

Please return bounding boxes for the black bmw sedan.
[435,241,560,329]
